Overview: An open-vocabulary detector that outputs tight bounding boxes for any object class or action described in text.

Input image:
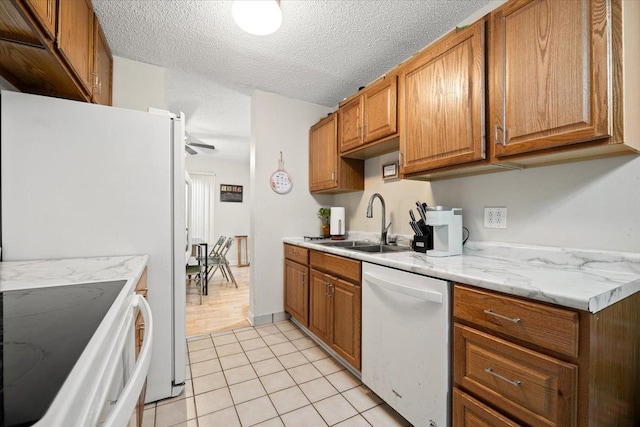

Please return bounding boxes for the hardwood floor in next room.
[186,265,250,336]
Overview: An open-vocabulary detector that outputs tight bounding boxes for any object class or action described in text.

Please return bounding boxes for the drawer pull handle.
[483,309,521,324]
[484,368,521,387]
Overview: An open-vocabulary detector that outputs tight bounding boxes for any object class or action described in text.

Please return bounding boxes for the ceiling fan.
[185,134,215,155]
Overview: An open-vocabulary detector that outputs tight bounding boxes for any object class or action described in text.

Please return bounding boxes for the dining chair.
[206,237,237,288]
[208,235,226,257]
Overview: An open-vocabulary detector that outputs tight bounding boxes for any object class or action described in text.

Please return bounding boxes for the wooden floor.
[185,265,250,337]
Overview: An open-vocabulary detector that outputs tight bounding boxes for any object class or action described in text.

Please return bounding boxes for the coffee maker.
[425,207,462,257]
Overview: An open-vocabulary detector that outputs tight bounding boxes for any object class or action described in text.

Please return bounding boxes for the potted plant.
[318,207,331,237]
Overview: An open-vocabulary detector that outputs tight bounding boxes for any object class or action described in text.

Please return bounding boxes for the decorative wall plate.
[270,152,292,194]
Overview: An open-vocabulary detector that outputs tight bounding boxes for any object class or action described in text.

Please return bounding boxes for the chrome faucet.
[366,193,391,245]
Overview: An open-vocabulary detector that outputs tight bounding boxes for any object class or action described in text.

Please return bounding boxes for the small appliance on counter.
[409,201,433,252]
[330,207,346,240]
[425,206,463,257]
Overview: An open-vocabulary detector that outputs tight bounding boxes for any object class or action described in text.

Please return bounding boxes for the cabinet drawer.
[454,285,579,357]
[284,244,308,265]
[310,250,361,283]
[454,324,577,427]
[453,388,521,427]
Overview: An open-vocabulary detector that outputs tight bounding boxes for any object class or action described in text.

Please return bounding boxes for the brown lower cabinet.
[283,244,310,326]
[308,261,361,370]
[284,259,309,327]
[453,388,522,427]
[283,244,362,371]
[453,284,640,427]
[308,251,361,370]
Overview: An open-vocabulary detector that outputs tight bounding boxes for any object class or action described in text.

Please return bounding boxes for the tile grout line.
[183,320,393,427]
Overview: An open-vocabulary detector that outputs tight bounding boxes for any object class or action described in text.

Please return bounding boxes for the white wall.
[336,153,640,253]
[112,56,165,111]
[333,152,430,238]
[250,90,333,325]
[185,155,250,264]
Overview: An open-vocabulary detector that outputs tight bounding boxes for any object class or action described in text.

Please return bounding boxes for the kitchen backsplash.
[333,153,640,253]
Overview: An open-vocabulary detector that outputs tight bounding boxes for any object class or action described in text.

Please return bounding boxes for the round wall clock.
[270,152,292,194]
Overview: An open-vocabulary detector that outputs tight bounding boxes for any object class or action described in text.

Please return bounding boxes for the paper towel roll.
[330,207,345,236]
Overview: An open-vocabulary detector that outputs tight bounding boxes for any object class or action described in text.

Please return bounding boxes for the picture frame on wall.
[382,162,399,181]
[220,184,243,202]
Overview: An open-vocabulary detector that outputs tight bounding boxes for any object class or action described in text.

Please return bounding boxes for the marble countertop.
[284,236,640,313]
[0,255,149,292]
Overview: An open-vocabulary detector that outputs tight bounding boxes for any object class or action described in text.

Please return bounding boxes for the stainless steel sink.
[317,240,372,247]
[347,245,412,253]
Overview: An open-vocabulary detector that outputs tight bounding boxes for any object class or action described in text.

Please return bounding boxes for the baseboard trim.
[248,311,289,327]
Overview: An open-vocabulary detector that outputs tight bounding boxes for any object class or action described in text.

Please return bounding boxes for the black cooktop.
[1,280,126,427]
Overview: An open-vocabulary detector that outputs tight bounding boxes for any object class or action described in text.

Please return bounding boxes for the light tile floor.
[143,320,412,427]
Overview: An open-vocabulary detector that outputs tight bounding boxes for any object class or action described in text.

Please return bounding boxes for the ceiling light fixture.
[232,0,282,36]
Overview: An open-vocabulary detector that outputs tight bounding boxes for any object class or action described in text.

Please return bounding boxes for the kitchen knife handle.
[416,202,427,223]
[409,221,420,236]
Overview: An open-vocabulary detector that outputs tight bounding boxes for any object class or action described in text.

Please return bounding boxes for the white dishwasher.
[362,262,450,427]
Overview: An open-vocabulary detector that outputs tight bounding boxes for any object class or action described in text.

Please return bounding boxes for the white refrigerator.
[0,90,187,403]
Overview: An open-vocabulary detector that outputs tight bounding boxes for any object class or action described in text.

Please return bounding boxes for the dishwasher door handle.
[364,272,443,304]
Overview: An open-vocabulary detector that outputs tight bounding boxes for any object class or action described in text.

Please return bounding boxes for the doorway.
[185,171,251,337]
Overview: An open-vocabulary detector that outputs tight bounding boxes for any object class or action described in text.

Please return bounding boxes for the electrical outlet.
[484,207,507,229]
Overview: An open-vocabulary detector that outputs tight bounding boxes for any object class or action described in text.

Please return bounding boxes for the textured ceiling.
[92,0,491,161]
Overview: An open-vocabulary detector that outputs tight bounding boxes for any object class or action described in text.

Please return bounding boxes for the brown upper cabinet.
[490,0,640,165]
[0,0,113,105]
[57,0,94,93]
[23,0,57,40]
[400,20,486,177]
[309,113,364,193]
[92,14,113,105]
[339,76,398,154]
[317,0,639,183]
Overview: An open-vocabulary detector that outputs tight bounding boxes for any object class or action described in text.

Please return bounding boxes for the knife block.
[412,234,433,253]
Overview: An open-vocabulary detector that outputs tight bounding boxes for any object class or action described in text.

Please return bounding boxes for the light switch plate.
[484,207,507,229]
